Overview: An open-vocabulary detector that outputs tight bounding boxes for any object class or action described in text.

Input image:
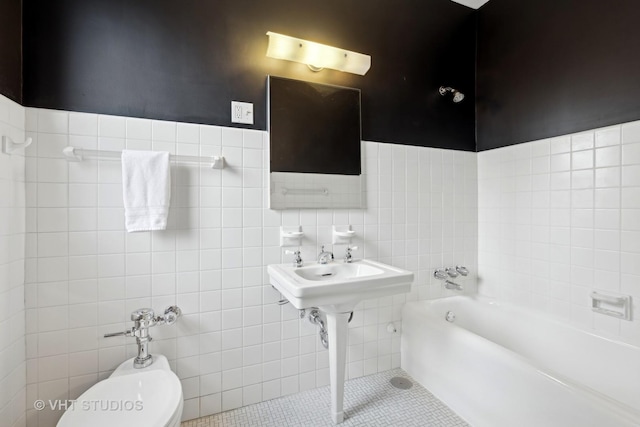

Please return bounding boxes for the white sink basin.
[294,262,384,281]
[268,259,413,311]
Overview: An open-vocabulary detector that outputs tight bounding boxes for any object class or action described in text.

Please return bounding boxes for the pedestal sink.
[267,259,413,423]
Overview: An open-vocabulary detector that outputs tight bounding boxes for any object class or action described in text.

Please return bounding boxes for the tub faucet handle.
[456,265,469,276]
[446,267,459,278]
[434,269,448,280]
[445,280,463,291]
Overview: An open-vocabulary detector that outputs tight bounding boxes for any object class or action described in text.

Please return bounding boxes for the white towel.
[121,150,171,232]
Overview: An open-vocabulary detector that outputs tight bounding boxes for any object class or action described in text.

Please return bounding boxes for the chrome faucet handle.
[446,267,459,278]
[318,245,334,265]
[456,265,469,276]
[434,269,448,280]
[104,329,133,338]
[285,249,303,267]
[344,246,359,263]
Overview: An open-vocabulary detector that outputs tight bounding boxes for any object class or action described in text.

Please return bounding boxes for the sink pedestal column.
[324,310,351,424]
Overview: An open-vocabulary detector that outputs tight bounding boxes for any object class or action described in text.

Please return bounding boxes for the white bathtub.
[402,296,640,427]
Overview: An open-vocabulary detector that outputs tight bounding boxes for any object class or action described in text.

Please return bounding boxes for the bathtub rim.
[407,295,640,352]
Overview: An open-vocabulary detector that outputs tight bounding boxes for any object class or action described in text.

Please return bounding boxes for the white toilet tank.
[57,354,183,427]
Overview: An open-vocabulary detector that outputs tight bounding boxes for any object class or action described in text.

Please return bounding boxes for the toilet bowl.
[57,354,183,427]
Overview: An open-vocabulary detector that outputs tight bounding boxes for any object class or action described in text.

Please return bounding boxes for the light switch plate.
[231,101,254,124]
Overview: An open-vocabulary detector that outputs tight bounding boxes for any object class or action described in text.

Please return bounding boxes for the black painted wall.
[0,0,22,103]
[477,0,640,151]
[23,0,476,151]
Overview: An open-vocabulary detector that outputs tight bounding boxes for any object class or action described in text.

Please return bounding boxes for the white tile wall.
[14,100,640,427]
[0,94,27,427]
[23,108,477,426]
[478,121,640,346]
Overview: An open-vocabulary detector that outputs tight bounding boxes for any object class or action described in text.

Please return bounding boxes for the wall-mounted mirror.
[267,75,364,209]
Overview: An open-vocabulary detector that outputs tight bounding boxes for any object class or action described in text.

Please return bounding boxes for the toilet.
[57,354,183,427]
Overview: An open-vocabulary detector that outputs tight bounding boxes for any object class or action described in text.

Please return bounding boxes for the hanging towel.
[121,150,171,232]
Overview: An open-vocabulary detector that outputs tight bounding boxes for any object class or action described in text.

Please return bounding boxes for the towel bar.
[62,146,224,169]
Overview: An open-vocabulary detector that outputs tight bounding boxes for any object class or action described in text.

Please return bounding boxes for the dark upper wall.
[23,0,476,151]
[477,0,640,151]
[0,0,22,103]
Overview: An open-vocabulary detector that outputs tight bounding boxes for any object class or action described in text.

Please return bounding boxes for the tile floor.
[181,369,468,427]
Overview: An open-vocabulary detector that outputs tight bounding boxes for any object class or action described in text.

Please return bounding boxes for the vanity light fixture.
[265,31,371,75]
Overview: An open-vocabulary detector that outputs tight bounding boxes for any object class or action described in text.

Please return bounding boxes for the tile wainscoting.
[478,121,640,346]
[22,108,478,426]
[0,94,27,427]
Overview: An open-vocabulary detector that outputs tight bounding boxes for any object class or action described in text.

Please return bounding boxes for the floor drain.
[390,377,413,390]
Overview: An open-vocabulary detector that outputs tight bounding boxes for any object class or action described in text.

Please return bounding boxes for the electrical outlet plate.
[231,101,254,124]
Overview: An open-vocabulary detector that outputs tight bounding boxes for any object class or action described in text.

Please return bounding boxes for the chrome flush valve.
[104,306,182,368]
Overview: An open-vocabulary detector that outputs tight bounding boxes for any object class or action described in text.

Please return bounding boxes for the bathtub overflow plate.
[445,311,455,323]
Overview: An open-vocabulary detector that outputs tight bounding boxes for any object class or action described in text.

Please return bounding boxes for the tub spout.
[445,280,463,291]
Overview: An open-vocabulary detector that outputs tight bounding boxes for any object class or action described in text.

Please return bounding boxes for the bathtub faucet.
[445,280,463,291]
[434,267,468,291]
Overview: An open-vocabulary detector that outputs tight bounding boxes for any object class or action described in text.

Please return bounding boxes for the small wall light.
[265,31,371,76]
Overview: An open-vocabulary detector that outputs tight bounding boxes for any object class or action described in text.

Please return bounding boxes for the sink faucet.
[318,245,334,264]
